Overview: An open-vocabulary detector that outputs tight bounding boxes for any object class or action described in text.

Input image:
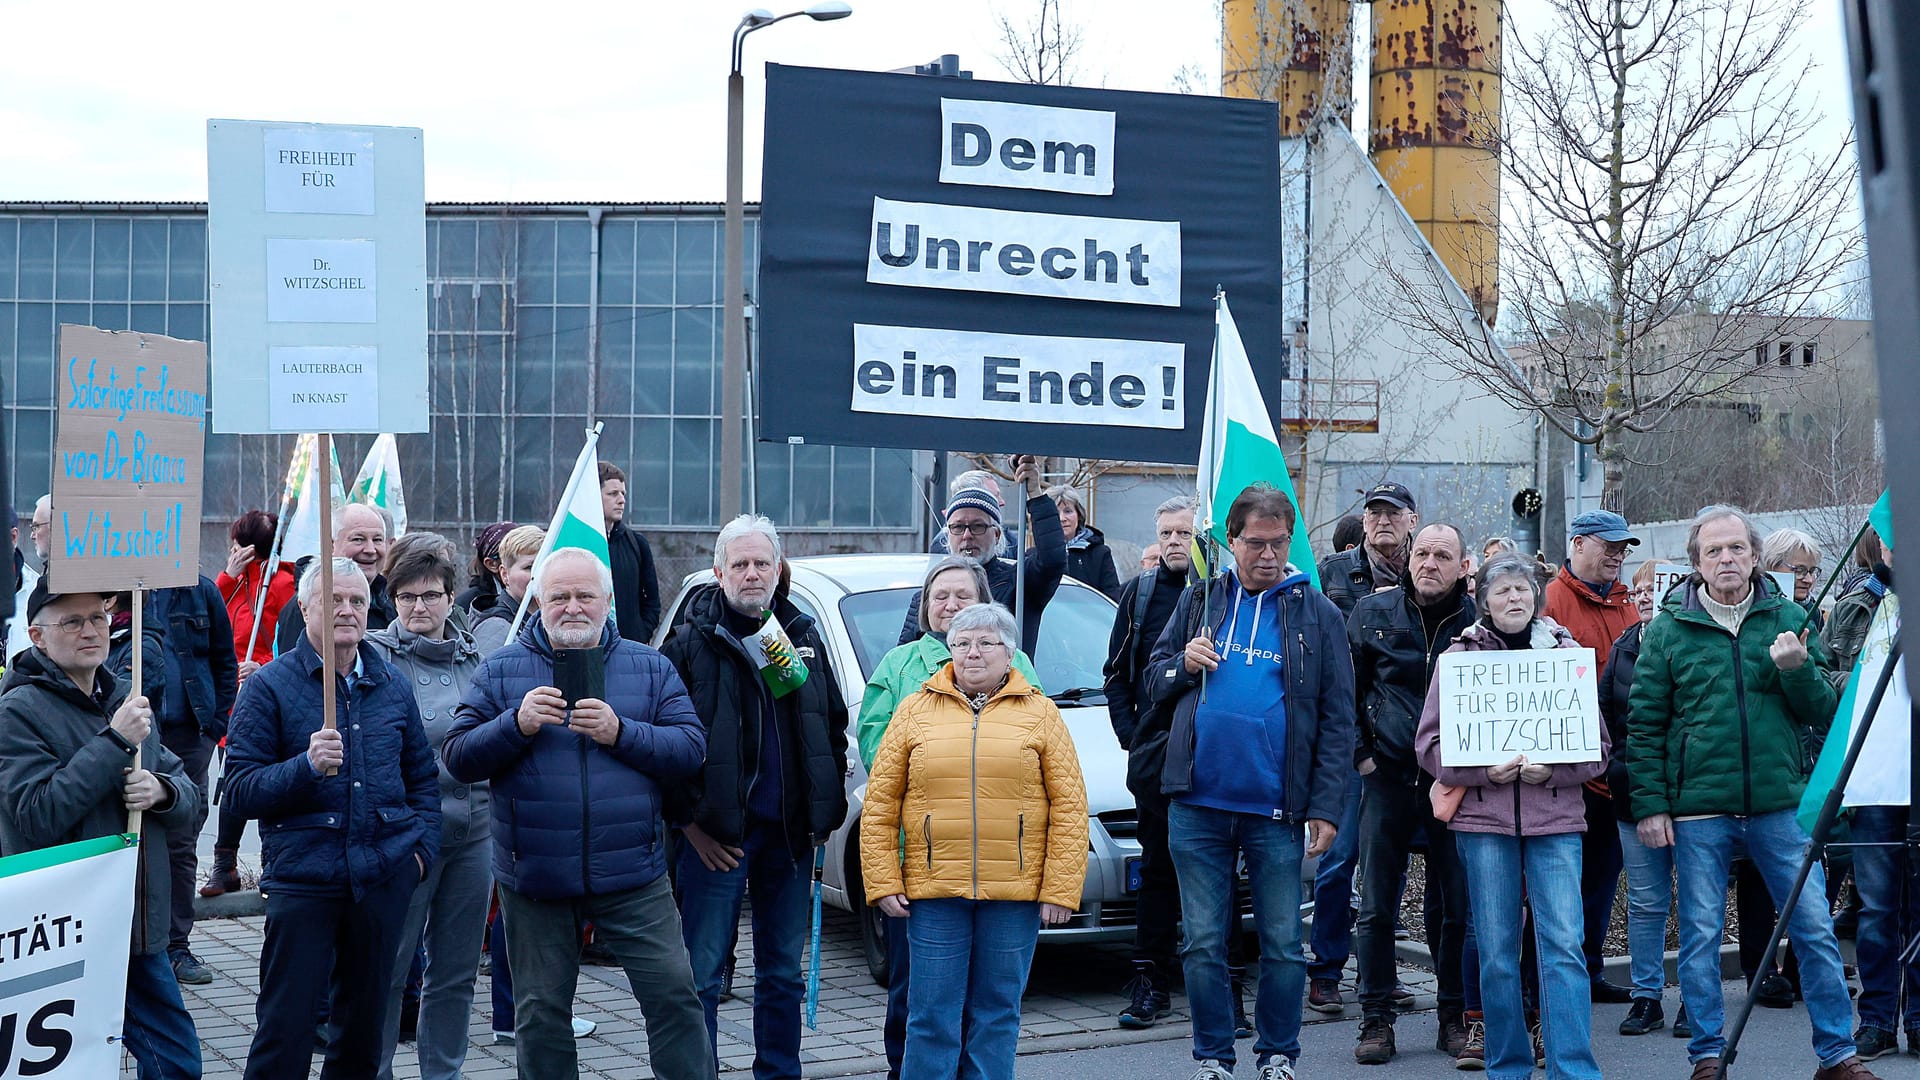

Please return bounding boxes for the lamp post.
[723,2,852,523]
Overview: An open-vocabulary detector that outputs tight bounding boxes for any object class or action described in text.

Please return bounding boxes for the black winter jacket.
[607,520,663,644]
[0,651,199,955]
[1102,560,1186,757]
[154,576,239,739]
[1599,620,1645,822]
[1347,577,1477,784]
[1145,572,1357,824]
[1066,526,1123,601]
[659,584,849,848]
[900,494,1068,657]
[1320,545,1400,618]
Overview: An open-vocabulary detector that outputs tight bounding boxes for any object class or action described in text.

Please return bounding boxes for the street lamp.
[722,2,852,522]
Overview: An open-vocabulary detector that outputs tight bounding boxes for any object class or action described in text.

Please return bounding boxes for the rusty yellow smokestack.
[1369,0,1502,324]
[1222,0,1354,137]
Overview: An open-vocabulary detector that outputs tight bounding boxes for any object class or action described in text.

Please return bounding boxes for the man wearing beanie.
[898,455,1066,658]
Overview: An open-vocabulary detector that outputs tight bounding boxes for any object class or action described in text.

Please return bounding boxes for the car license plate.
[1125,856,1143,894]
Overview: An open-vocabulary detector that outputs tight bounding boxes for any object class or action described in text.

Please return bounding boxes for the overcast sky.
[0,0,1853,205]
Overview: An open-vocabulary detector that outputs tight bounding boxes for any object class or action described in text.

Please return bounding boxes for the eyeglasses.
[36,612,109,635]
[393,590,450,608]
[1583,539,1632,557]
[1231,535,1293,555]
[946,522,996,537]
[950,638,1006,655]
[1786,564,1820,577]
[28,520,49,533]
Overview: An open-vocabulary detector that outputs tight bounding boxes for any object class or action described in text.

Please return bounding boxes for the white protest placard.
[868,197,1180,307]
[208,119,427,434]
[852,323,1185,430]
[0,835,139,1078]
[1436,647,1604,767]
[49,325,206,592]
[939,98,1115,196]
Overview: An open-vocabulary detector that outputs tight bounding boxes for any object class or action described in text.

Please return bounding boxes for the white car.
[659,553,1156,983]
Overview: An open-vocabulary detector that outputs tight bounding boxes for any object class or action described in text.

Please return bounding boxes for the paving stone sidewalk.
[146,905,1439,1078]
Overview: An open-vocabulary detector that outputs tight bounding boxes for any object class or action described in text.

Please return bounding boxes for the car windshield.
[838,583,1115,703]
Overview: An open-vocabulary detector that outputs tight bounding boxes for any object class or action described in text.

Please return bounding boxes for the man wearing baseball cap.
[1545,508,1645,1007]
[1319,482,1418,618]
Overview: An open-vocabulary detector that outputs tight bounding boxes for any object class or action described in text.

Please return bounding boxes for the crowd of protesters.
[0,458,1902,1080]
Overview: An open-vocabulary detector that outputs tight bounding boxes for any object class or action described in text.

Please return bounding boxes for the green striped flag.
[507,425,612,639]
[746,612,810,698]
[1196,294,1317,586]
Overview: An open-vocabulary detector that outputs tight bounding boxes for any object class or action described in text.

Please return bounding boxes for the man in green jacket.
[1627,505,1874,1080]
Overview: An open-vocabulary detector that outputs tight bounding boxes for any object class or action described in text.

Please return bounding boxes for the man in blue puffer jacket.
[443,547,714,1080]
[225,557,441,1079]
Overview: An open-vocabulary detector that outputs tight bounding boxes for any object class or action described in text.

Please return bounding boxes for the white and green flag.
[280,435,347,563]
[508,424,611,639]
[349,433,408,538]
[746,613,810,698]
[1196,294,1317,586]
[0,834,140,1077]
[1799,592,1906,832]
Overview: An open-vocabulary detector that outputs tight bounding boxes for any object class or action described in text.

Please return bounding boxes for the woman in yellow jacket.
[862,602,1088,1080]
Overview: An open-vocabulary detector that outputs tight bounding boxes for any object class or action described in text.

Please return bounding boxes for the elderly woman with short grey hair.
[1418,555,1607,1080]
[1761,526,1826,619]
[863,602,1087,1080]
[367,536,489,1080]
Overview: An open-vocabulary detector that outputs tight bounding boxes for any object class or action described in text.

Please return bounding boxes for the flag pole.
[1718,633,1904,1079]
[506,422,605,641]
[1799,517,1874,636]
[243,434,309,663]
[1198,288,1227,703]
[1011,455,1027,654]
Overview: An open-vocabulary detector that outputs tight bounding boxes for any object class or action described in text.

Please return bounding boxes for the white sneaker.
[1191,1061,1233,1080]
[571,1015,597,1039]
[1256,1056,1297,1080]
[492,1029,514,1044]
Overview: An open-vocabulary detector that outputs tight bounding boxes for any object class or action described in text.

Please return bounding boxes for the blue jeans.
[123,951,203,1079]
[678,825,810,1080]
[379,837,493,1080]
[1674,811,1856,1066]
[1458,832,1599,1080]
[903,898,1041,1080]
[1618,819,1675,999]
[1850,805,1920,1031]
[1308,769,1363,980]
[1169,800,1307,1068]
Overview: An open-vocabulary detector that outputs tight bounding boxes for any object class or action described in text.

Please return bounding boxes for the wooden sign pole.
[317,434,338,777]
[128,584,145,835]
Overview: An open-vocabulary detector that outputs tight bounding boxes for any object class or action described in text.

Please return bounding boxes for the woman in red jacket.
[214,510,297,671]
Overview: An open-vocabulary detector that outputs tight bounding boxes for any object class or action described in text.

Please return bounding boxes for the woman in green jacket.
[855,554,1039,1080]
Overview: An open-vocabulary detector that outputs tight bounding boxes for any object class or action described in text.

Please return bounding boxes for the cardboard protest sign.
[0,835,139,1078]
[1435,647,1604,767]
[757,65,1284,463]
[48,326,206,592]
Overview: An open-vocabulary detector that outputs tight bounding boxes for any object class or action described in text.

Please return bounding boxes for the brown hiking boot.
[199,846,241,897]
[1690,1058,1723,1080]
[1813,1057,1881,1080]
[1436,1009,1468,1057]
[1355,1017,1396,1065]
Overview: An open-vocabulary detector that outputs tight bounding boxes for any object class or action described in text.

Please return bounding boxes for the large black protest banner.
[757,65,1283,463]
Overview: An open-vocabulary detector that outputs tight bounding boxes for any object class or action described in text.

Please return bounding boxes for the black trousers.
[159,725,214,955]
[243,869,417,1079]
[1356,772,1468,1019]
[1134,787,1248,970]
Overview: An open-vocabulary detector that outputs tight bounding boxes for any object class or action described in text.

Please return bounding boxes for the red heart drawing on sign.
[1576,666,1589,680]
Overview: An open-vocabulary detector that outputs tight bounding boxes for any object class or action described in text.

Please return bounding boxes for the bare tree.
[1382,0,1863,510]
[992,0,1085,87]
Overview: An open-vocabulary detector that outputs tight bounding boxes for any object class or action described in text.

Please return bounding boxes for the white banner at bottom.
[851,323,1186,430]
[0,834,138,1078]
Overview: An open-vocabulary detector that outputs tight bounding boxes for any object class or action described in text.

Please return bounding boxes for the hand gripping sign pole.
[128,585,146,834]
[317,433,339,776]
[1717,634,1905,1078]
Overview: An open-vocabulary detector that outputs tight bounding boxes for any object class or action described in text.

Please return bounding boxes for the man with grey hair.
[225,556,440,1078]
[1628,506,1873,1080]
[660,515,849,1077]
[275,502,398,652]
[445,546,712,1080]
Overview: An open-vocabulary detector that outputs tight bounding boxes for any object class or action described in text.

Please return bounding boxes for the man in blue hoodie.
[1147,483,1357,1080]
